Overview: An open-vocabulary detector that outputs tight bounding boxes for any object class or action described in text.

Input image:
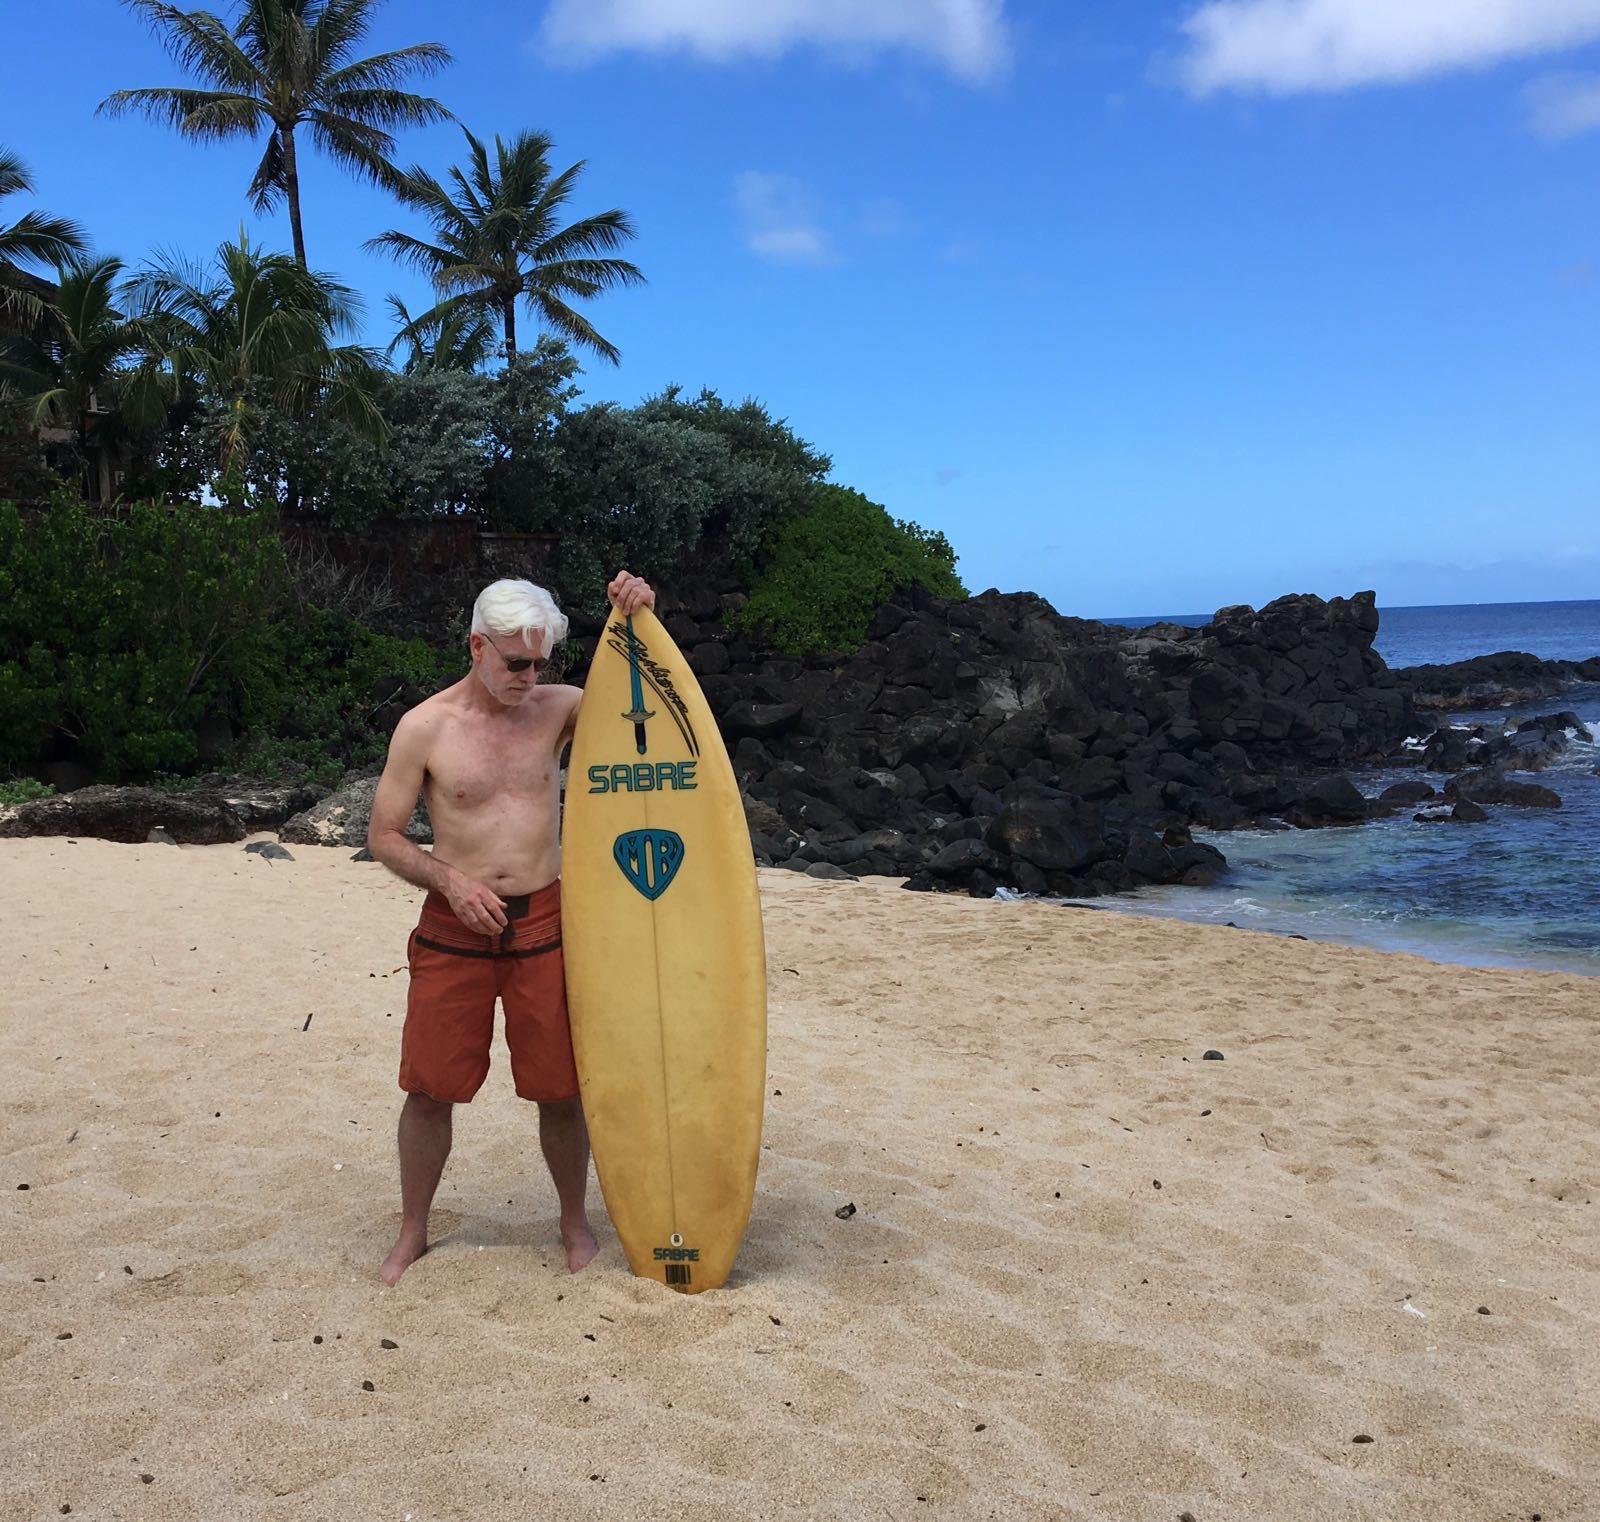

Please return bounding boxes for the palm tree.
[384,293,497,375]
[0,149,88,325]
[0,254,159,433]
[100,0,451,266]
[368,126,645,364]
[0,254,167,497]
[130,230,385,486]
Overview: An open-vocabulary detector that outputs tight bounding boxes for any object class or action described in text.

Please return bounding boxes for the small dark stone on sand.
[60,1506,70,1514]
[770,1315,782,1325]
[1477,1306,1491,1315]
[361,1380,375,1392]
[1200,1109,1211,1116]
[312,1335,323,1344]
[974,1423,987,1432]
[835,1202,857,1219]
[244,841,294,861]
[1152,1180,1163,1189]
[1352,1434,1374,1444]
[1054,1191,1060,1198]
[1180,1513,1197,1521]
[351,847,374,862]
[380,1338,398,1349]
[579,1394,590,1403]
[55,1331,71,1340]
[18,1183,29,1190]
[584,1333,597,1342]
[1202,1050,1224,1060]
[1286,932,1308,940]
[123,1265,132,1274]
[140,1474,154,1484]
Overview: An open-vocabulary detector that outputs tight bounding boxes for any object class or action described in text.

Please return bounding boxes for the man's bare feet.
[380,1229,428,1287]
[562,1217,599,1273]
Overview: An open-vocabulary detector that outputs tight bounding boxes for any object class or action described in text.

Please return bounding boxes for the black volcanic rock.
[1443,769,1562,809]
[0,785,246,844]
[1397,651,1600,710]
[682,586,1428,897]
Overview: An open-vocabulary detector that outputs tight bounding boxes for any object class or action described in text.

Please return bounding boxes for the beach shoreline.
[4,838,1597,1521]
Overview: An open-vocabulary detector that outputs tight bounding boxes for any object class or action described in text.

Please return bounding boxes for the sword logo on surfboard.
[604,617,700,759]
[620,615,654,756]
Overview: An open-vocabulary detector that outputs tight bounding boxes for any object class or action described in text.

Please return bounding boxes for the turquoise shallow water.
[1072,602,1600,975]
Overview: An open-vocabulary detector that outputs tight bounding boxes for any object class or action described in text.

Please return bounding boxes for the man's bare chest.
[425,717,560,811]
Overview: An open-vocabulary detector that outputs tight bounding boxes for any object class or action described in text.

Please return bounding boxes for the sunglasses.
[484,635,550,675]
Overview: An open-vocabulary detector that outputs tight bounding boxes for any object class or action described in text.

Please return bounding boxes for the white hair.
[470,578,569,657]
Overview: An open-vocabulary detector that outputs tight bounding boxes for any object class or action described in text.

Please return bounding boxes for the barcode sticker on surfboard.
[664,1263,692,1287]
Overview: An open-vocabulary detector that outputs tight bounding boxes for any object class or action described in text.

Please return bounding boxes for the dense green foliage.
[736,484,967,656]
[0,492,457,781]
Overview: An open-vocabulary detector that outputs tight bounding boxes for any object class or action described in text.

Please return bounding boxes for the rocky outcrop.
[1443,769,1562,809]
[0,785,248,844]
[280,774,432,847]
[1397,651,1600,710]
[649,587,1420,896]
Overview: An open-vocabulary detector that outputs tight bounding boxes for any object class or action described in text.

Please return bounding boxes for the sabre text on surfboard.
[586,761,699,792]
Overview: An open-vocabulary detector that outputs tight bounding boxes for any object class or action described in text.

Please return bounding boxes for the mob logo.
[613,829,685,901]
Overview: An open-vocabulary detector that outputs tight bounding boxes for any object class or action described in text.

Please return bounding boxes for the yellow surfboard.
[562,607,767,1293]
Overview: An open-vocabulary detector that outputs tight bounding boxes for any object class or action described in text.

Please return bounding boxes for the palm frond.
[530,295,621,366]
[532,210,643,263]
[319,85,451,130]
[98,86,265,140]
[305,0,382,75]
[526,256,645,297]
[321,42,452,96]
[115,2,263,92]
[0,210,90,270]
[307,111,403,189]
[0,149,35,201]
[246,129,286,213]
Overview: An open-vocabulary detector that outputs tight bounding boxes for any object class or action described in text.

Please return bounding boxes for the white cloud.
[860,197,920,239]
[538,0,1010,82]
[1177,0,1600,97]
[1527,70,1600,136]
[734,172,836,266]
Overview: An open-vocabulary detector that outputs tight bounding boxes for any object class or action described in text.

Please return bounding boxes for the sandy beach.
[3,835,1597,1521]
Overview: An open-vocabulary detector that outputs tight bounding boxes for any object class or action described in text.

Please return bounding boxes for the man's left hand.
[608,569,656,616]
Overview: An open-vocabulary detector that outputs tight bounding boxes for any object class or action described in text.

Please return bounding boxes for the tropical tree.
[129,230,385,493]
[100,0,452,266]
[0,255,166,455]
[383,293,496,375]
[368,126,645,363]
[0,149,87,325]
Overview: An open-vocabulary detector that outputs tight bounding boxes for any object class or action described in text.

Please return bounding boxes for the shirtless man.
[367,570,656,1286]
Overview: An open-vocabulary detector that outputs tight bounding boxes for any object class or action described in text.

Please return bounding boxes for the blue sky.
[4,0,1600,616]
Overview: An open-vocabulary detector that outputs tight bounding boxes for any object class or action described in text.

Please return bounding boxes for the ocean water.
[1079,601,1600,974]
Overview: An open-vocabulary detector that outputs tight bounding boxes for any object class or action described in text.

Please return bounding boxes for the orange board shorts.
[399,879,579,1104]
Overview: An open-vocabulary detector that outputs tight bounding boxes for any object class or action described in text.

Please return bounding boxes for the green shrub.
[734,484,966,656]
[0,492,461,783]
[0,777,54,805]
[235,607,460,779]
[0,492,288,777]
